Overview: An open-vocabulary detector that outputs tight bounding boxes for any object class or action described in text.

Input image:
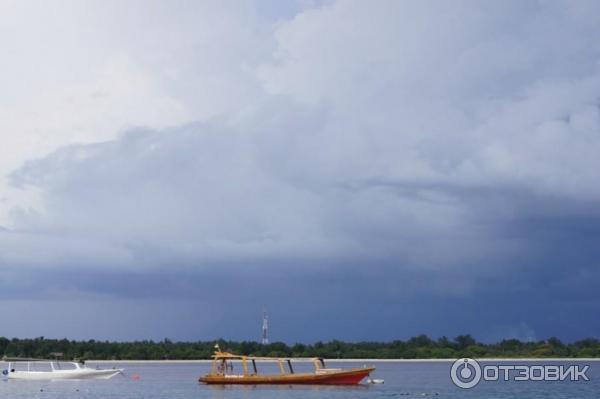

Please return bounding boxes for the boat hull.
[7,369,123,380]
[199,367,375,385]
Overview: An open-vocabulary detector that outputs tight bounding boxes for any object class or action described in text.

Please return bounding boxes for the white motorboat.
[2,358,123,380]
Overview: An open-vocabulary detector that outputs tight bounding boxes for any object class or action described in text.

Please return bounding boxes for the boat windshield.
[8,361,79,372]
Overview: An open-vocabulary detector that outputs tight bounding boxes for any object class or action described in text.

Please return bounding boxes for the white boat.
[2,358,123,380]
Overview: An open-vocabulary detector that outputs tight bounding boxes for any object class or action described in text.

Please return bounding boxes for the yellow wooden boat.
[199,347,375,385]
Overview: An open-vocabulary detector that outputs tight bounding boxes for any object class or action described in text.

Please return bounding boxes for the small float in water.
[199,345,375,385]
[2,357,123,380]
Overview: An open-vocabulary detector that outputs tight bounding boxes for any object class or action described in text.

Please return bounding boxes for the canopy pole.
[242,357,249,376]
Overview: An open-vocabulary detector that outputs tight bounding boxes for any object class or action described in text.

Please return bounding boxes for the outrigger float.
[199,346,375,385]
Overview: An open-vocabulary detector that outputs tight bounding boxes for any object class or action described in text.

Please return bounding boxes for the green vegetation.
[0,335,598,360]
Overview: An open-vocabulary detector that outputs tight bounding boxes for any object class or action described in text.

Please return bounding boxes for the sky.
[1,0,600,343]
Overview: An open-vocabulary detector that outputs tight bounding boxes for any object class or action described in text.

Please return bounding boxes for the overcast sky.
[1,0,600,343]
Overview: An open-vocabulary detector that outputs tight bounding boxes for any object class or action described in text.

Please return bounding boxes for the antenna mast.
[261,309,269,345]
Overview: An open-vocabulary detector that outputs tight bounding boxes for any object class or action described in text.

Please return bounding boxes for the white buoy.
[367,378,385,384]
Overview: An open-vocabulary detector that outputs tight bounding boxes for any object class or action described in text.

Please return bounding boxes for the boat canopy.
[211,351,323,362]
[208,348,329,378]
[2,357,54,362]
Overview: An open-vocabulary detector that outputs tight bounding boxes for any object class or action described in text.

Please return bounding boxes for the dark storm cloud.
[3,102,600,341]
[2,243,599,342]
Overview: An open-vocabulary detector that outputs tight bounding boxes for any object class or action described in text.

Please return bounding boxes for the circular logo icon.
[450,358,482,389]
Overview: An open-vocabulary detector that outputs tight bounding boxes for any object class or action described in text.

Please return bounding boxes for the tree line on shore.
[0,335,598,360]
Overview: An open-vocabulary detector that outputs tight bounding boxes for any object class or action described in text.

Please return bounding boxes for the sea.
[0,360,598,399]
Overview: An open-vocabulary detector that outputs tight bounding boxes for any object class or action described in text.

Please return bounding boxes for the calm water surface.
[0,361,597,399]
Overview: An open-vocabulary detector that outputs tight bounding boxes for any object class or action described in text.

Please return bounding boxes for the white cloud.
[0,0,272,225]
[259,0,600,199]
[2,0,600,278]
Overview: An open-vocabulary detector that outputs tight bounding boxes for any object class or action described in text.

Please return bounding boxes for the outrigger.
[199,346,375,385]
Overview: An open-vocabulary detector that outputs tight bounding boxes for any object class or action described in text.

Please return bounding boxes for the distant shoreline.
[81,358,600,364]
[3,336,597,360]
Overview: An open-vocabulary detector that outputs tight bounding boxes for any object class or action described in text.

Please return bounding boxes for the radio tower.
[261,309,269,344]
